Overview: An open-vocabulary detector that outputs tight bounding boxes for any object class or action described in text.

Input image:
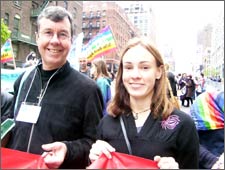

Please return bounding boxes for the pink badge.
[161,115,180,130]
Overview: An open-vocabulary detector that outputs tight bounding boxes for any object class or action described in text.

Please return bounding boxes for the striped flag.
[190,91,224,130]
[1,39,14,63]
[82,25,117,62]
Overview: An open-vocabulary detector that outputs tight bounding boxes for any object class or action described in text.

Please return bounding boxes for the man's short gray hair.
[37,6,74,38]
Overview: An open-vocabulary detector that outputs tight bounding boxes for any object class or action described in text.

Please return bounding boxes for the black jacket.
[1,91,13,122]
[167,71,177,97]
[97,109,199,169]
[7,61,103,169]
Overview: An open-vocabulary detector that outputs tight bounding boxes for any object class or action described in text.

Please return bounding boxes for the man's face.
[79,58,87,70]
[36,17,72,70]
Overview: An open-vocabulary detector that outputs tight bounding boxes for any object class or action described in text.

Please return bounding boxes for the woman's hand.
[89,140,115,162]
[154,155,179,169]
[41,142,67,169]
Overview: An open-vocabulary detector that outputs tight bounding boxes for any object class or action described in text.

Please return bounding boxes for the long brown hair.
[92,59,110,80]
[107,37,174,119]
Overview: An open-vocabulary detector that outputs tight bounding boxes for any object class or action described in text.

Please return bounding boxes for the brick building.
[1,0,83,68]
[82,1,140,72]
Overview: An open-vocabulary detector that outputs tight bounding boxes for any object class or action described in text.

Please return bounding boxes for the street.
[179,78,224,115]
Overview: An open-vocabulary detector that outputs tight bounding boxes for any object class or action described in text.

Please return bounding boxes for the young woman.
[91,59,112,116]
[89,37,199,169]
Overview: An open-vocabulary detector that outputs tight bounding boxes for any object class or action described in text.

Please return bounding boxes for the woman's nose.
[130,68,141,78]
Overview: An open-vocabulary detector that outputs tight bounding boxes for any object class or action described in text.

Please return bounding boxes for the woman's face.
[122,45,162,100]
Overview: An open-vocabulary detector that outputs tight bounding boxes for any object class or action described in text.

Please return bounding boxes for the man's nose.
[50,33,60,42]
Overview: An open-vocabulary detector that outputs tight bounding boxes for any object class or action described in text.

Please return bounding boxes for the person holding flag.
[89,37,199,169]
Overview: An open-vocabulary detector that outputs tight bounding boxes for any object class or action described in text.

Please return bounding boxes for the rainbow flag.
[190,91,224,130]
[82,25,117,62]
[1,39,14,63]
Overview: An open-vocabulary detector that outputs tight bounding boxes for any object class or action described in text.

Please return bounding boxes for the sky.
[116,1,224,73]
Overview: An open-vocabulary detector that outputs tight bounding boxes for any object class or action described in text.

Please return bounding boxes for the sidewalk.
[206,79,224,92]
[177,99,191,115]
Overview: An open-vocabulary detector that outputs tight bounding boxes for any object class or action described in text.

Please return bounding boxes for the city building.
[82,1,139,73]
[1,0,83,69]
[197,8,224,79]
[197,7,224,81]
[117,1,157,45]
[211,9,224,80]
[161,45,176,72]
[197,24,213,77]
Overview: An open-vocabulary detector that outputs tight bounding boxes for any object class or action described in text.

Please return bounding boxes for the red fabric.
[87,151,159,169]
[1,147,48,169]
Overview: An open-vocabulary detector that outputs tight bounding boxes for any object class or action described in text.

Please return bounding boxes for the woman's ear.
[156,65,163,79]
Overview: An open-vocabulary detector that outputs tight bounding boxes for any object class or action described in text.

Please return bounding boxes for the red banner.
[87,151,159,169]
[1,147,48,169]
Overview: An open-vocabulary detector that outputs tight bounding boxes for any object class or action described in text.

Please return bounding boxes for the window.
[4,13,9,26]
[82,12,86,19]
[102,10,106,17]
[88,32,92,38]
[89,22,93,27]
[90,11,93,18]
[97,11,101,17]
[135,7,139,10]
[13,14,20,32]
[13,0,22,7]
[102,20,106,27]
[82,22,86,28]
[96,21,100,27]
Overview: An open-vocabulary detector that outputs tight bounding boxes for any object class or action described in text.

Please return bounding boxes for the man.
[6,6,103,169]
[79,56,91,77]
[23,51,39,67]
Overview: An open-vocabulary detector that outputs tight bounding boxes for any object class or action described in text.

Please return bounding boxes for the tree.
[1,18,11,46]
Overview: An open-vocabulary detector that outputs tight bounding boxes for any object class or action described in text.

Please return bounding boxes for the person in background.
[1,91,13,122]
[165,63,177,97]
[178,73,187,90]
[176,73,182,89]
[79,56,91,77]
[199,72,206,94]
[5,6,103,169]
[190,91,224,169]
[91,59,111,116]
[180,74,196,107]
[89,37,199,169]
[23,51,39,68]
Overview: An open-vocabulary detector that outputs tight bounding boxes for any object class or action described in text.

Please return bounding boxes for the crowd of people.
[166,72,207,108]
[1,6,224,169]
